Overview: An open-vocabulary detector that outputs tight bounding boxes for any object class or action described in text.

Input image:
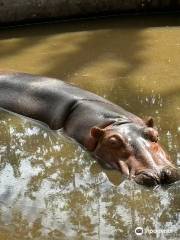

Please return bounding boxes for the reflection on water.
[0,16,180,239]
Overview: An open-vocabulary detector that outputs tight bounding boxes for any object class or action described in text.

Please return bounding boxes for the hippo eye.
[108,136,124,148]
[144,128,159,142]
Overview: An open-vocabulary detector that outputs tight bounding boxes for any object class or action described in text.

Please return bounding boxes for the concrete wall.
[0,0,180,25]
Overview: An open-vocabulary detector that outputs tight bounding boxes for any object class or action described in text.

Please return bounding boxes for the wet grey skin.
[0,72,179,187]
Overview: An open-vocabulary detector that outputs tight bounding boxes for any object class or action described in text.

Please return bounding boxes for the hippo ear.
[91,127,104,140]
[146,117,154,128]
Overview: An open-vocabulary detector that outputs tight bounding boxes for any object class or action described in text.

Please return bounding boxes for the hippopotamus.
[0,72,179,187]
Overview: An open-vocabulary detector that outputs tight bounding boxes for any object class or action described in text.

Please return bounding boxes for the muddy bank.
[0,0,180,25]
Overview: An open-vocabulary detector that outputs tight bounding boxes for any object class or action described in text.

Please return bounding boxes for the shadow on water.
[1,15,179,120]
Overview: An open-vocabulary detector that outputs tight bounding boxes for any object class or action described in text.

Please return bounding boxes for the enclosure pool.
[0,15,180,239]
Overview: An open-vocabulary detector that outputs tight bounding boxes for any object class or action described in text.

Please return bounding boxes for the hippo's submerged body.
[0,72,179,186]
[0,72,142,147]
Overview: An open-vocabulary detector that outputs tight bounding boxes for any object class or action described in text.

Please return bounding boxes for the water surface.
[0,15,180,239]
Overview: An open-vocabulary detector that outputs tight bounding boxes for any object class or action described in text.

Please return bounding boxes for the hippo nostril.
[134,171,160,187]
[160,167,180,185]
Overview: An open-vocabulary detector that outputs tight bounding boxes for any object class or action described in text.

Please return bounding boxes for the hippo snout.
[134,170,160,187]
[160,167,180,185]
[134,167,180,187]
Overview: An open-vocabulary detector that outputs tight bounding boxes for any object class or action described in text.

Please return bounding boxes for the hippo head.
[90,118,179,187]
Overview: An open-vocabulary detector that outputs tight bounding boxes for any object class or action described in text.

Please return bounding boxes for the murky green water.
[0,16,180,240]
